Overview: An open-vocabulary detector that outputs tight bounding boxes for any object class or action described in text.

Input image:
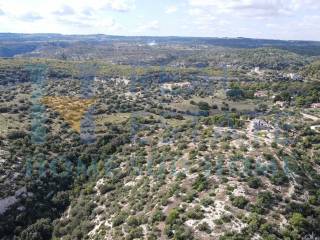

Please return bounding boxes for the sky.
[0,0,320,41]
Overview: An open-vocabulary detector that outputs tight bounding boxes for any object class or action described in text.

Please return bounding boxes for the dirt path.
[311,125,320,132]
[301,113,320,121]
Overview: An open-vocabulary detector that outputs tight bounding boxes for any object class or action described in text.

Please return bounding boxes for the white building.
[311,103,320,109]
[285,73,301,81]
[161,82,191,91]
[254,91,268,98]
[249,119,273,132]
[275,101,286,108]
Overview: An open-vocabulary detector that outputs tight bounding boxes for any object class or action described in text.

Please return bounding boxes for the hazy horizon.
[1,32,320,43]
[0,0,320,41]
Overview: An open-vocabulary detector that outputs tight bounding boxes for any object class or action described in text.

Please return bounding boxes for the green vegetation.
[0,35,320,240]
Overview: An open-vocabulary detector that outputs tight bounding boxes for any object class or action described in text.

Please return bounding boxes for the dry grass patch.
[42,96,95,132]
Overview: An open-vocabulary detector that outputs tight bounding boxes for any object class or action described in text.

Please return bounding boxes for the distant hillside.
[0,43,38,57]
[1,33,320,57]
[301,60,320,80]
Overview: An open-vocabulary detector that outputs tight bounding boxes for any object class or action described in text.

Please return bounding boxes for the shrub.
[20,218,53,240]
[176,172,187,180]
[200,197,214,207]
[246,213,264,234]
[99,183,116,194]
[256,191,273,209]
[166,208,180,225]
[248,177,262,189]
[127,216,141,227]
[197,222,211,233]
[7,130,27,140]
[151,209,165,223]
[126,227,143,240]
[270,171,288,186]
[198,101,210,111]
[112,212,128,227]
[174,226,193,240]
[186,206,204,220]
[231,196,249,209]
[192,174,208,192]
[182,190,197,203]
[289,213,308,230]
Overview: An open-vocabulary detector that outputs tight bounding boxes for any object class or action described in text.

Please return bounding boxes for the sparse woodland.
[0,35,320,240]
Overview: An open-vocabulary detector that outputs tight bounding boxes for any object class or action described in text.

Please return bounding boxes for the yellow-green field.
[0,114,25,136]
[42,96,96,133]
[171,96,256,113]
[95,113,131,125]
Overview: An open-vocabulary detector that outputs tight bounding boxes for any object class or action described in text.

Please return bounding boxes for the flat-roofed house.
[311,103,320,109]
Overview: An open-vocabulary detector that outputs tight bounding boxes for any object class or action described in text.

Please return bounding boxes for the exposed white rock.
[0,187,27,215]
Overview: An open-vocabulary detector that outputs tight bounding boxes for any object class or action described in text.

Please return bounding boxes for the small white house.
[275,101,286,108]
[161,82,191,91]
[249,119,273,132]
[251,67,263,75]
[311,103,320,109]
[285,73,301,81]
[254,91,268,98]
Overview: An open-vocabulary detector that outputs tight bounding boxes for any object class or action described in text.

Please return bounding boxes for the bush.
[289,213,308,230]
[166,208,180,225]
[127,216,141,227]
[231,196,249,209]
[20,218,53,240]
[151,209,165,223]
[256,191,273,209]
[173,226,193,240]
[186,206,204,220]
[52,191,70,210]
[200,197,214,207]
[247,177,262,189]
[112,212,128,227]
[7,130,27,140]
[197,222,211,233]
[126,227,143,240]
[176,171,187,180]
[182,190,197,203]
[192,174,208,192]
[99,183,116,194]
[270,171,288,186]
[246,213,264,234]
[198,101,210,111]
